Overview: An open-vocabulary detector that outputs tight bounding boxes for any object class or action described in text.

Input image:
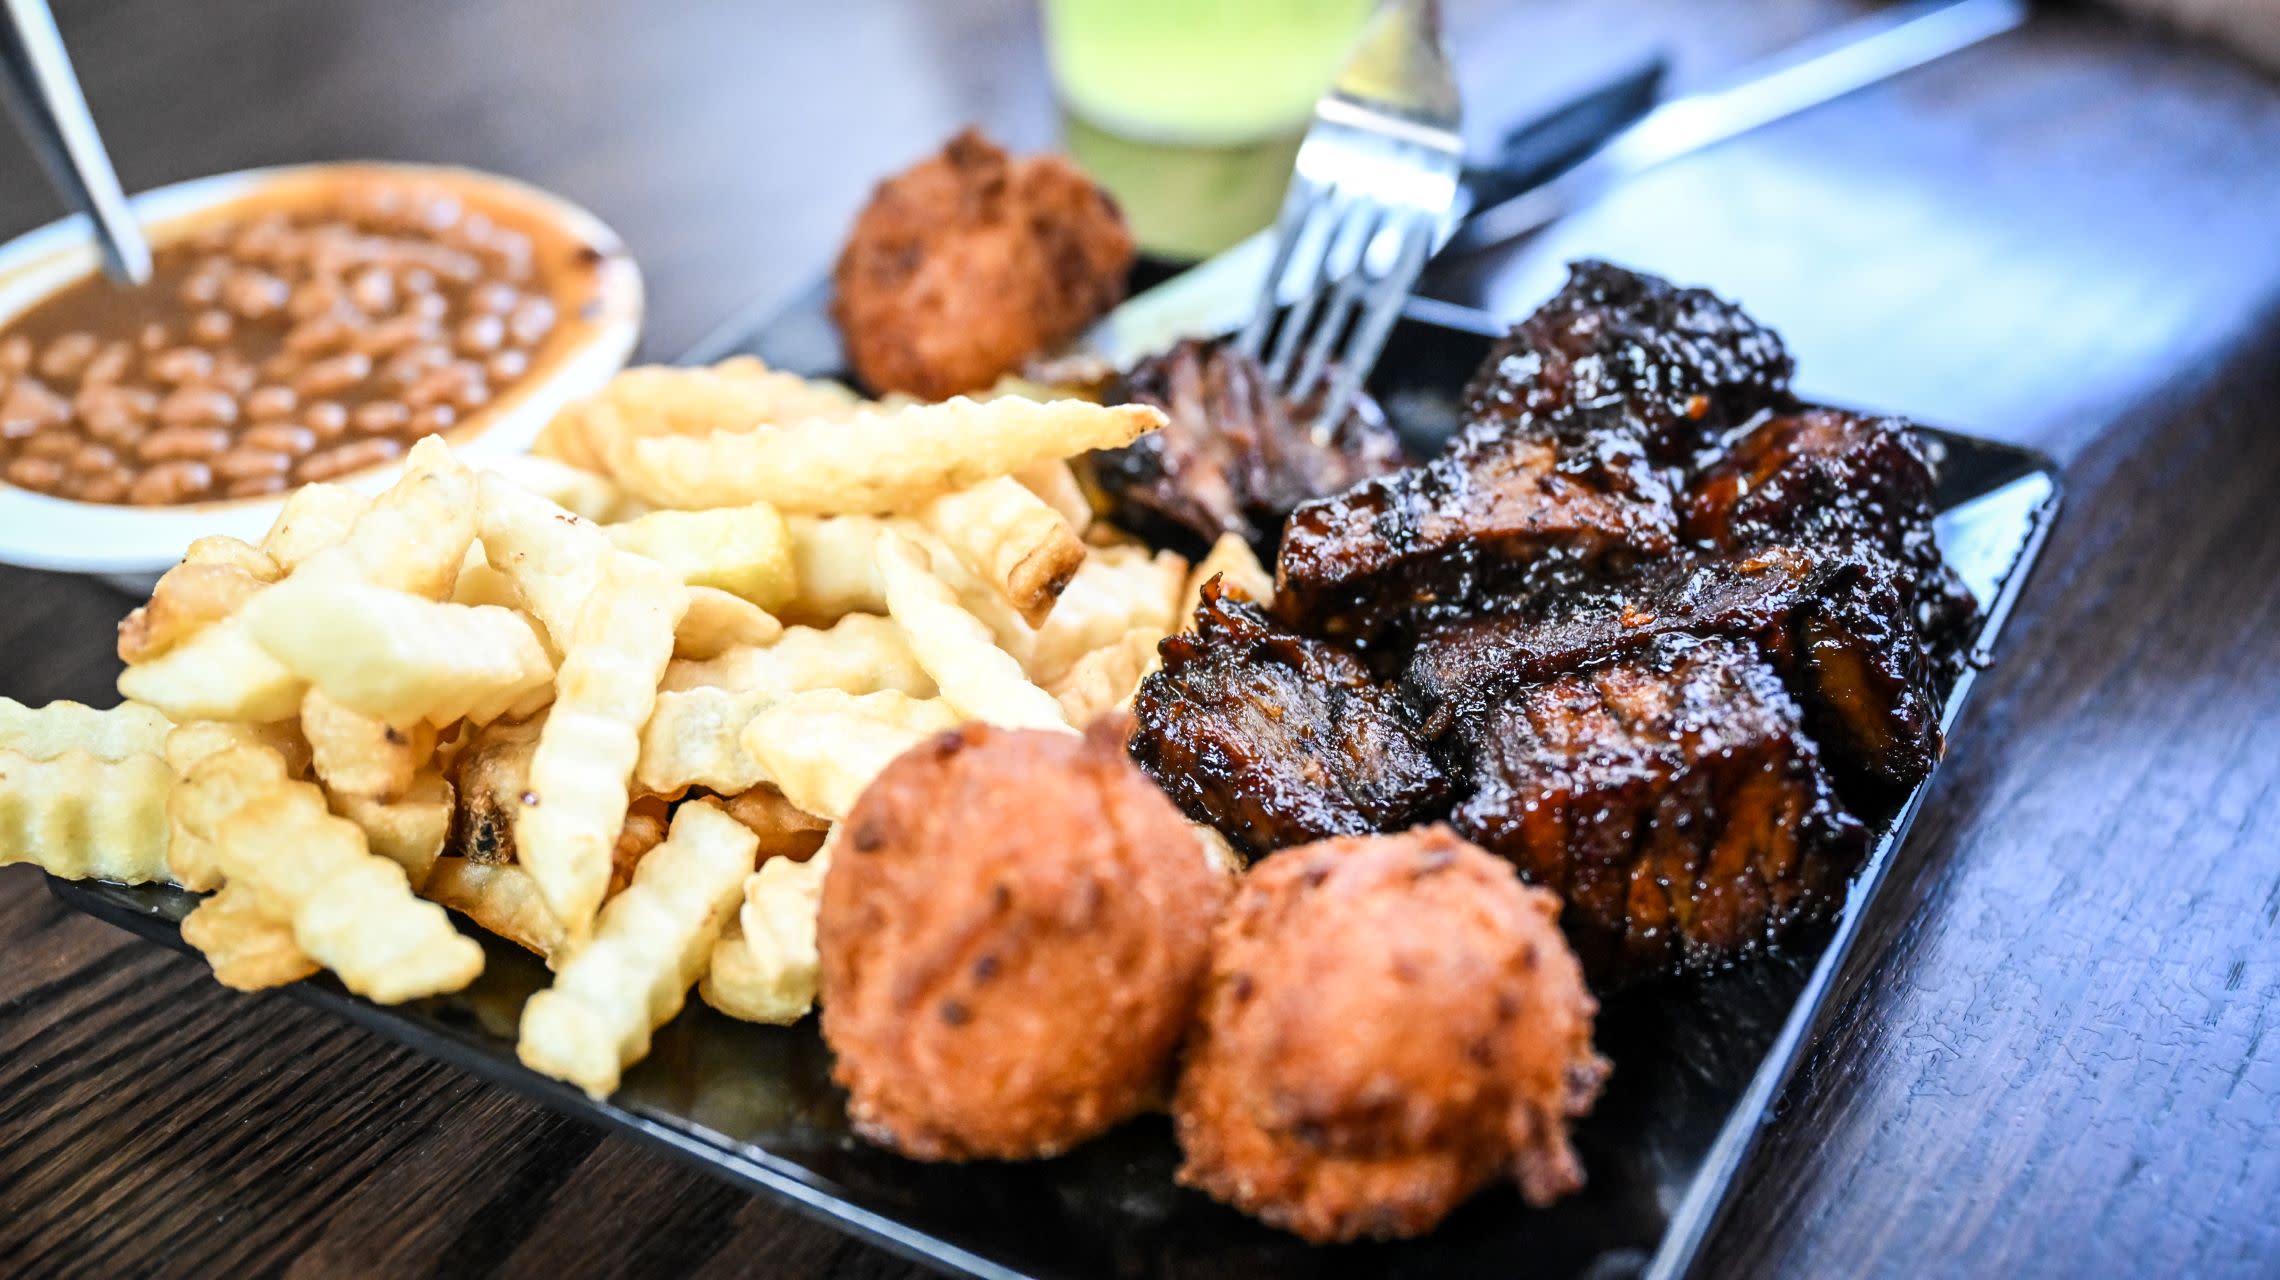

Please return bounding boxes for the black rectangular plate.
[54,284,2061,1280]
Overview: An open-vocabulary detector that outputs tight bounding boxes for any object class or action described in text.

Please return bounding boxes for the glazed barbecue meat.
[1400,546,1943,808]
[1463,259,1795,463]
[1091,338,1406,558]
[1276,261,1796,643]
[1446,635,1867,981]
[1686,407,1975,654]
[1129,580,1448,857]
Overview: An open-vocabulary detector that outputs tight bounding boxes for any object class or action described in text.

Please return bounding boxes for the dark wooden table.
[3,1,2276,1276]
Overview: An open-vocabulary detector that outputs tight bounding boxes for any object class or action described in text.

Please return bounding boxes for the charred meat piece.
[1447,635,1867,982]
[1275,404,1678,645]
[1090,339,1406,558]
[1463,259,1794,464]
[1129,580,1448,857]
[1686,407,1975,653]
[1400,547,1942,811]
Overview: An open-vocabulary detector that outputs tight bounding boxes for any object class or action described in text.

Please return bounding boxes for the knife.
[1083,0,2030,368]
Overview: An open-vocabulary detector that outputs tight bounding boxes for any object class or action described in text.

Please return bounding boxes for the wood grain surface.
[2,1,2276,1276]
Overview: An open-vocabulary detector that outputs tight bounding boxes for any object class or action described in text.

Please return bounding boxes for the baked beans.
[0,173,596,504]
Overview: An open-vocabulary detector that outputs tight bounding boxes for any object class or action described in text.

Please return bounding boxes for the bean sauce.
[0,175,600,505]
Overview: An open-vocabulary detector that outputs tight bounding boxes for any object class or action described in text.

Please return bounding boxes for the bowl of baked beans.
[0,162,642,575]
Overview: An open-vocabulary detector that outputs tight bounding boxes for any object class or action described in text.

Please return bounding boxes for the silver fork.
[1236,0,1463,434]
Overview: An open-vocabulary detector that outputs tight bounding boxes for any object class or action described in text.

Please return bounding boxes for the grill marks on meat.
[1092,339,1405,559]
[1276,261,1796,644]
[1129,582,1447,857]
[1447,636,1865,982]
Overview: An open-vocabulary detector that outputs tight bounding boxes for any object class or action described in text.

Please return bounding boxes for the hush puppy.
[819,717,1231,1160]
[1173,825,1608,1242]
[831,129,1135,400]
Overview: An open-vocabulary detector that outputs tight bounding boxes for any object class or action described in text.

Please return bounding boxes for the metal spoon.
[0,0,151,284]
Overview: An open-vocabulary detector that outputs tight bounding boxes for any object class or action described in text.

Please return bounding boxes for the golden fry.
[636,685,780,797]
[1027,543,1187,687]
[518,799,758,1098]
[548,358,862,473]
[117,616,306,724]
[660,613,933,698]
[258,483,370,573]
[1050,627,1163,726]
[474,470,616,640]
[163,719,311,890]
[917,477,1086,627]
[422,857,563,958]
[675,587,784,660]
[330,772,453,890]
[699,844,831,1025]
[513,551,685,941]
[782,515,890,622]
[302,687,434,803]
[300,435,478,600]
[172,743,482,1003]
[181,883,316,992]
[608,504,797,610]
[1012,458,1093,533]
[0,748,173,884]
[720,787,831,863]
[117,537,281,665]
[1181,533,1274,623]
[619,397,1163,514]
[739,689,960,821]
[0,697,170,761]
[244,583,554,728]
[447,712,546,863]
[480,453,640,524]
[876,530,1067,731]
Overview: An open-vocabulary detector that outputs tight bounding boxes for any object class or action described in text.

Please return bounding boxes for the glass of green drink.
[1041,0,1377,260]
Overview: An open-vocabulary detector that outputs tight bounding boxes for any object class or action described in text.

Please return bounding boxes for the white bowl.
[0,162,643,578]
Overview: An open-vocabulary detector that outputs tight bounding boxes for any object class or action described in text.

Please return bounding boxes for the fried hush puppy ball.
[1173,825,1609,1244]
[831,128,1136,400]
[818,717,1232,1161]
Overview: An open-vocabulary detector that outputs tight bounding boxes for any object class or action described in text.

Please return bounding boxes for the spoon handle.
[0,0,151,284]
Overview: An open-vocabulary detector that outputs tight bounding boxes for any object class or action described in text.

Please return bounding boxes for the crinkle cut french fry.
[181,883,316,992]
[636,685,780,797]
[302,687,433,803]
[894,522,1038,664]
[513,551,685,941]
[1180,533,1274,623]
[163,719,312,890]
[739,689,961,821]
[422,857,563,958]
[1012,458,1092,533]
[917,477,1086,627]
[876,530,1068,732]
[244,583,554,728]
[720,787,831,863]
[172,743,481,1003]
[117,615,307,724]
[517,799,758,1097]
[0,697,171,761]
[548,358,862,474]
[1028,544,1188,687]
[607,504,797,611]
[298,435,478,601]
[1050,627,1164,726]
[474,470,616,640]
[699,844,831,1025]
[259,483,370,573]
[619,397,1163,514]
[117,538,280,664]
[661,613,933,698]
[782,515,890,622]
[675,587,783,660]
[0,749,173,884]
[480,453,638,524]
[331,772,453,891]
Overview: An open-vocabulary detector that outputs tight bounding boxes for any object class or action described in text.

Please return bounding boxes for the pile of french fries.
[0,357,1272,1100]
